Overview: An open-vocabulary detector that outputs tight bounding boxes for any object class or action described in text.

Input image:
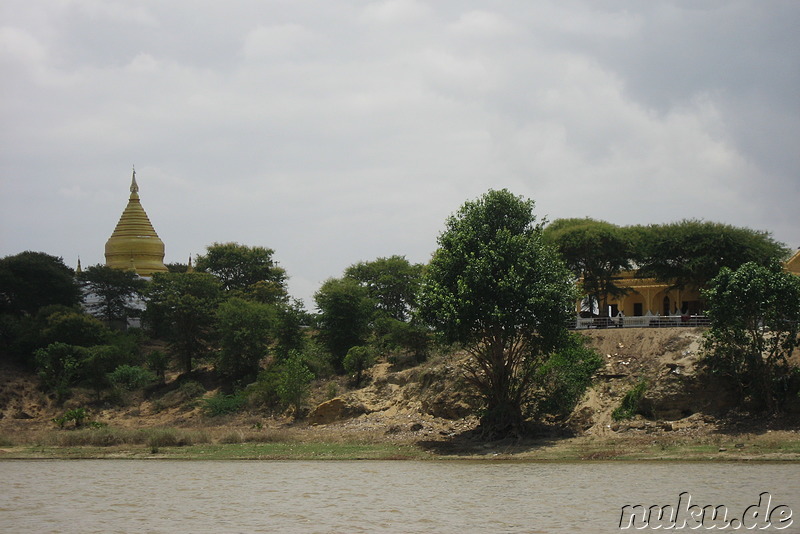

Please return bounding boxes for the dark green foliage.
[53,407,88,429]
[195,242,287,299]
[535,334,604,418]
[40,310,112,348]
[79,264,148,322]
[277,352,314,417]
[701,262,800,412]
[419,189,577,437]
[81,345,131,395]
[107,364,155,391]
[633,220,789,291]
[144,272,222,374]
[0,251,80,316]
[34,342,83,401]
[344,255,424,321]
[373,316,430,363]
[146,350,169,384]
[612,380,648,421]
[543,218,632,315]
[343,345,376,386]
[243,366,282,408]
[202,392,246,416]
[272,298,309,360]
[314,277,374,370]
[216,297,275,381]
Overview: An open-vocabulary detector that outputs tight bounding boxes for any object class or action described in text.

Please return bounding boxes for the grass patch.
[612,380,648,421]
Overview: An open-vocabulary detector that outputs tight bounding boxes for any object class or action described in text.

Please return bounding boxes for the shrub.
[243,367,281,409]
[535,334,604,418]
[202,393,246,417]
[107,365,155,391]
[277,352,314,417]
[343,345,376,386]
[53,407,88,429]
[612,380,648,421]
[146,350,169,384]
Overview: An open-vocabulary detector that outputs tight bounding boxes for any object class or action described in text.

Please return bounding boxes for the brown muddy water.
[1,460,798,533]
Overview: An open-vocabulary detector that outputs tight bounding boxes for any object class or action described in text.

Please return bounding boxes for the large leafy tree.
[419,189,576,437]
[702,262,800,413]
[543,218,631,315]
[216,297,275,381]
[195,242,287,300]
[79,265,148,323]
[633,220,789,291]
[144,272,222,374]
[0,251,80,316]
[344,255,424,321]
[314,277,374,370]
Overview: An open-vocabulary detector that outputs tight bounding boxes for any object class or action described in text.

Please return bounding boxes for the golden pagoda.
[104,169,168,276]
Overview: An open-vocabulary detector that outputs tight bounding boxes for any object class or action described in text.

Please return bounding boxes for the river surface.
[1,460,798,533]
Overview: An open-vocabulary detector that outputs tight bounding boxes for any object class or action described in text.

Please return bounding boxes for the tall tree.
[144,272,222,374]
[79,265,148,323]
[216,297,275,381]
[195,242,287,300]
[419,189,576,437]
[0,251,80,316]
[633,220,789,291]
[344,255,424,321]
[702,262,800,412]
[314,277,374,370]
[543,218,632,315]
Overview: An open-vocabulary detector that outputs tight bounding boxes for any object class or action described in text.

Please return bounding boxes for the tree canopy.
[344,255,424,322]
[79,264,148,323]
[419,189,576,437]
[701,262,800,412]
[314,277,374,370]
[196,242,287,300]
[144,272,223,374]
[543,218,632,315]
[0,251,80,316]
[633,220,789,291]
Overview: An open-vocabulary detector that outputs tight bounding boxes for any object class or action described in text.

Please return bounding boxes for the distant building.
[583,249,800,319]
[104,168,168,276]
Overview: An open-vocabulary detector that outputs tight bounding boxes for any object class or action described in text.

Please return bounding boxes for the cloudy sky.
[2,0,798,307]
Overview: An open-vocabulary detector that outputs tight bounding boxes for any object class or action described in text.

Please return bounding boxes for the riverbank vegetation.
[1,189,799,457]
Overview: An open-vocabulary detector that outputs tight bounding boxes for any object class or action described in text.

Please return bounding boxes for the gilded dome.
[104,170,168,276]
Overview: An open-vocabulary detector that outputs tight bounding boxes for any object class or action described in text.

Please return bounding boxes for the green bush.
[107,364,155,391]
[277,352,314,417]
[202,393,246,416]
[243,367,281,408]
[146,350,169,384]
[343,345,376,386]
[53,407,88,429]
[535,334,604,418]
[612,380,648,421]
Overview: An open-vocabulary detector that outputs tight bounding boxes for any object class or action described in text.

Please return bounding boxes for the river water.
[1,460,798,533]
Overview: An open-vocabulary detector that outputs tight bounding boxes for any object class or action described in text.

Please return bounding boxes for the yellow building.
[582,249,800,322]
[104,169,168,276]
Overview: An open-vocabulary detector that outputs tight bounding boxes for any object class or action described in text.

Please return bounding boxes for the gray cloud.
[2,0,798,307]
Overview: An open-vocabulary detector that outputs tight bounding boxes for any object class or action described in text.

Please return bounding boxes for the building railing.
[570,315,710,330]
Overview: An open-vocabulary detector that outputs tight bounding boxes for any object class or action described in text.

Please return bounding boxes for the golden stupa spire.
[130,165,139,196]
[104,167,168,276]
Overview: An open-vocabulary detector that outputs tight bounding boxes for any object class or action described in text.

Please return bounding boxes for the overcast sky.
[2,0,798,307]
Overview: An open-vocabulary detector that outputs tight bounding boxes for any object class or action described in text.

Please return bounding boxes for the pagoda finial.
[130,165,139,196]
